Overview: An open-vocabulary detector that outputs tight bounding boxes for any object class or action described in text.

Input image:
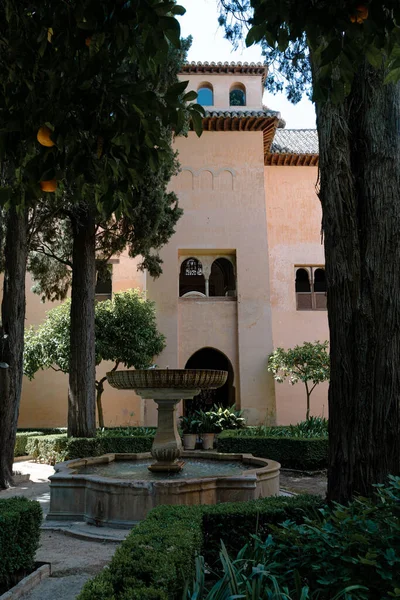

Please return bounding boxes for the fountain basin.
[47,451,280,528]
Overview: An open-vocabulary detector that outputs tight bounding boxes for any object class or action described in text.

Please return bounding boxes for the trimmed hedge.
[78,504,204,600]
[77,495,322,600]
[217,430,328,470]
[26,434,153,464]
[0,497,42,593]
[201,494,322,566]
[14,431,45,457]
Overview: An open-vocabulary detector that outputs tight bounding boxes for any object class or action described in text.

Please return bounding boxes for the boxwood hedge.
[217,430,328,470]
[14,431,45,457]
[0,497,42,594]
[77,494,322,600]
[26,433,154,464]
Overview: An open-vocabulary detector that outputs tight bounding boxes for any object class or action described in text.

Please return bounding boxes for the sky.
[178,0,316,129]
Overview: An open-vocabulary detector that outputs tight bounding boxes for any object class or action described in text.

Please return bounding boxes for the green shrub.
[246,417,328,439]
[98,426,156,438]
[189,476,400,599]
[201,494,322,567]
[78,505,203,600]
[0,497,42,594]
[217,431,328,470]
[14,431,45,456]
[26,433,154,464]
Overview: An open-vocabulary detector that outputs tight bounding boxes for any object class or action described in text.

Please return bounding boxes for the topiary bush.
[201,494,322,568]
[78,505,204,600]
[26,433,154,464]
[217,431,328,470]
[0,497,42,594]
[14,431,45,457]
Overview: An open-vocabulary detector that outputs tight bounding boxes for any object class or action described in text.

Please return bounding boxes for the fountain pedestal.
[140,389,200,472]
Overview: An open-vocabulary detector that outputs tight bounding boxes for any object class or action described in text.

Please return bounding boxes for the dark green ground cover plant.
[186,476,400,599]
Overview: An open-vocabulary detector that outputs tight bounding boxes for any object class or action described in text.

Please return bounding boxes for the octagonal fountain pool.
[47,451,280,527]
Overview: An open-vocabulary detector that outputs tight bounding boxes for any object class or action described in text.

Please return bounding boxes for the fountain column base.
[139,390,200,473]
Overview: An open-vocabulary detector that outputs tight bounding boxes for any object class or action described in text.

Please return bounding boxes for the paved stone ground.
[1,460,328,599]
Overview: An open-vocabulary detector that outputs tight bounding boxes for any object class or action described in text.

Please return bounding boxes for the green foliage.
[219,1,400,104]
[0,497,42,593]
[268,341,330,420]
[77,505,204,600]
[200,495,322,569]
[179,414,202,434]
[24,289,165,374]
[195,476,400,600]
[180,406,246,435]
[217,431,328,470]
[246,417,329,439]
[14,431,45,456]
[26,432,154,463]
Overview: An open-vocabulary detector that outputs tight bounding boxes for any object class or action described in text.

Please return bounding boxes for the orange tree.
[0,0,202,488]
[219,0,400,502]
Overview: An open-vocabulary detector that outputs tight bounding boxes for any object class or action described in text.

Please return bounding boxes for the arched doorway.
[184,348,235,416]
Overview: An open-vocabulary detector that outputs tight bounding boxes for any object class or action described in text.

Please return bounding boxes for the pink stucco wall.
[265,166,329,424]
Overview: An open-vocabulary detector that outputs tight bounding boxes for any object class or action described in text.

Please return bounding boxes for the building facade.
[17,62,329,429]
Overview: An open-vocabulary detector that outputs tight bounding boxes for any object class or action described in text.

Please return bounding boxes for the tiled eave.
[181,61,267,83]
[265,153,319,166]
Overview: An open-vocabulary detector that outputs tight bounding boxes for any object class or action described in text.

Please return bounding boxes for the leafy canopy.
[268,341,330,387]
[24,289,165,379]
[0,0,204,212]
[219,1,400,104]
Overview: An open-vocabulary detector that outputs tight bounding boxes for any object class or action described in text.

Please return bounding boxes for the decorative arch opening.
[179,258,205,297]
[184,347,235,416]
[314,268,326,293]
[229,82,246,106]
[295,268,311,293]
[209,258,236,297]
[197,82,214,106]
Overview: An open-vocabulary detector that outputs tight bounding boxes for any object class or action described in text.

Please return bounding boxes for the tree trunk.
[316,62,400,502]
[95,380,105,429]
[68,205,96,438]
[0,207,27,489]
[305,382,310,421]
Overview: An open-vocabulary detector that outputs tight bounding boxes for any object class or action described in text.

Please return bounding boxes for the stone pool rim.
[47,451,281,528]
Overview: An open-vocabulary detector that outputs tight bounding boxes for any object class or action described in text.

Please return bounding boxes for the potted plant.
[179,415,200,450]
[197,410,221,450]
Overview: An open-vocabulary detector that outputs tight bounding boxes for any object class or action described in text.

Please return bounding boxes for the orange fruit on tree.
[350,5,368,23]
[40,179,57,193]
[37,125,55,147]
[85,37,92,47]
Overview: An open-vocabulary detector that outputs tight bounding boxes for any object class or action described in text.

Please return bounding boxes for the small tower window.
[295,266,327,311]
[179,258,206,297]
[229,83,246,106]
[209,258,236,297]
[197,83,214,106]
[95,266,112,302]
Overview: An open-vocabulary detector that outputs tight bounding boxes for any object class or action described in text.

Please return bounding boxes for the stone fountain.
[106,369,227,472]
[47,369,280,527]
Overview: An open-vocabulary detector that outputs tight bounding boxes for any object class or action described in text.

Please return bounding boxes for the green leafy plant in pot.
[197,410,221,450]
[179,415,201,450]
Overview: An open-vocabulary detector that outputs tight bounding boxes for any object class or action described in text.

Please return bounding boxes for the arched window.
[95,266,112,302]
[314,268,326,293]
[229,83,246,106]
[295,266,327,311]
[179,258,206,297]
[197,83,213,106]
[295,268,311,293]
[209,258,236,297]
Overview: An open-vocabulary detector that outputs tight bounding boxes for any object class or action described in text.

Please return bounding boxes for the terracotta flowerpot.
[183,433,197,450]
[202,433,215,450]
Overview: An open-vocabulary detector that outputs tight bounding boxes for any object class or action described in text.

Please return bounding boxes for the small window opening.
[197,83,214,106]
[229,83,246,106]
[295,266,327,310]
[209,258,236,297]
[179,258,206,297]
[95,266,112,302]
